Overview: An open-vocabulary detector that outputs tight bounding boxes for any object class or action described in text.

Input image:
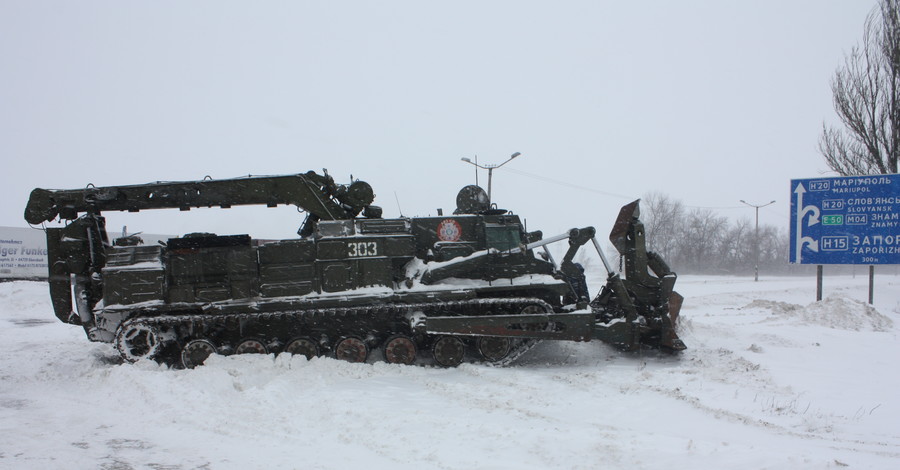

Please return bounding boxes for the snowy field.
[1,272,899,470]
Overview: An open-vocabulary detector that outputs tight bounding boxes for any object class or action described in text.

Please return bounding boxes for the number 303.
[348,242,378,257]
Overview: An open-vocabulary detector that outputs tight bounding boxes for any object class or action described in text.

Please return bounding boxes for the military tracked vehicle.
[24,170,684,368]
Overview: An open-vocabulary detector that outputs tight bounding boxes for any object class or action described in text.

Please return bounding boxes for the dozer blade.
[609,200,640,255]
[599,199,687,351]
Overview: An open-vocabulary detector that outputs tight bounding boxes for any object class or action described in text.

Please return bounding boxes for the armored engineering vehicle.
[24,170,685,368]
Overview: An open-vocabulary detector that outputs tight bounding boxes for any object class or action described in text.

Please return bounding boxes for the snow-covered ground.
[1,273,899,469]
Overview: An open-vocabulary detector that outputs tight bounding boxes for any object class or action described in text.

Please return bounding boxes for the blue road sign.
[790,174,900,265]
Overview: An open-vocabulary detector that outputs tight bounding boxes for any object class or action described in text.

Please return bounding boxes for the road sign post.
[790,174,900,303]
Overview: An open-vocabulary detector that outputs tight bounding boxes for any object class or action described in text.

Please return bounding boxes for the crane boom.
[24,171,375,225]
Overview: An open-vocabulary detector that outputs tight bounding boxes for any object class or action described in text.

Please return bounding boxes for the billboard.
[790,174,900,265]
[0,227,49,279]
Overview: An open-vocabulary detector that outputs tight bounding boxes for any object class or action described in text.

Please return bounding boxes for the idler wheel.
[182,339,218,369]
[477,336,511,362]
[334,337,368,363]
[284,338,319,360]
[115,323,161,363]
[235,338,268,355]
[383,335,417,365]
[432,335,465,367]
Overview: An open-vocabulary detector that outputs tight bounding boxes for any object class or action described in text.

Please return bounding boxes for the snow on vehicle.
[24,170,685,368]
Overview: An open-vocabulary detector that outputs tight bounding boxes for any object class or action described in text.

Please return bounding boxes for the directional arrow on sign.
[794,183,821,263]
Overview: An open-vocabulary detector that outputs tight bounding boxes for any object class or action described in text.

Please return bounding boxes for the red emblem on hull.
[437,219,462,241]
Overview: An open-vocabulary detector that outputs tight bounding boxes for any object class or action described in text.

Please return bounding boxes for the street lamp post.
[740,199,776,281]
[461,152,521,204]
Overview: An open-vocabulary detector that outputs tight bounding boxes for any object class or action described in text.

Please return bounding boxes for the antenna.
[394,191,404,217]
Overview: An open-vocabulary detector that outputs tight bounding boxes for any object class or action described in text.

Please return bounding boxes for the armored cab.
[25,171,684,368]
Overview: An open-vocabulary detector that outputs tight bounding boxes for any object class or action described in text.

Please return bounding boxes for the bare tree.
[640,191,685,260]
[641,192,790,275]
[757,225,787,272]
[820,0,900,175]
[721,218,753,273]
[676,209,730,273]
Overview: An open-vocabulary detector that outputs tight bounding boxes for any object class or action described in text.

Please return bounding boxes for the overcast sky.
[0,1,879,240]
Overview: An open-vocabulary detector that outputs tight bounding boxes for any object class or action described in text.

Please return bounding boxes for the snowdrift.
[1,275,899,469]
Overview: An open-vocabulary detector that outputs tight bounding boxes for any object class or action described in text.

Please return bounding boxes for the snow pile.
[2,277,900,469]
[742,299,802,315]
[749,296,894,332]
[800,296,894,332]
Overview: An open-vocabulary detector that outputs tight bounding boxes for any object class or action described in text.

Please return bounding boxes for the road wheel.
[334,337,368,363]
[235,338,268,355]
[432,335,465,367]
[284,337,319,360]
[477,336,511,362]
[182,339,217,369]
[383,335,417,365]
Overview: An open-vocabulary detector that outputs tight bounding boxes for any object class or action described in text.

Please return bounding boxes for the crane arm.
[24,171,375,225]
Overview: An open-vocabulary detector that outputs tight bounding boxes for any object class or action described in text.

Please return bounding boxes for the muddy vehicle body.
[25,171,684,367]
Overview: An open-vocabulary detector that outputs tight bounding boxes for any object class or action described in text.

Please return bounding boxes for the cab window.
[485,225,521,251]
